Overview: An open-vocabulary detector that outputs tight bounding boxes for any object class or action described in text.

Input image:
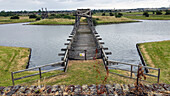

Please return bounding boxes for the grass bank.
[0,16,35,24]
[29,16,138,25]
[125,15,170,20]
[0,46,62,86]
[138,40,170,84]
[29,19,75,25]
[28,60,143,86]
[93,16,139,25]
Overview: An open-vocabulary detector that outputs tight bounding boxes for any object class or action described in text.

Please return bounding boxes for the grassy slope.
[93,16,138,24]
[0,46,62,86]
[31,60,139,86]
[29,19,75,25]
[138,40,170,84]
[0,16,35,24]
[0,46,30,86]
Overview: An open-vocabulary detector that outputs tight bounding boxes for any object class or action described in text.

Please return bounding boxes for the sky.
[0,0,170,11]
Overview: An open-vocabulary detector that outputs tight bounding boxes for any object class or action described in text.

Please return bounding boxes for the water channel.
[0,20,169,69]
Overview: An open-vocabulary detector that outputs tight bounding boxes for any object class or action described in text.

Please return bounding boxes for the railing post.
[130,65,133,78]
[11,72,15,86]
[39,68,42,79]
[137,65,139,88]
[84,50,87,60]
[157,68,160,83]
[100,48,103,58]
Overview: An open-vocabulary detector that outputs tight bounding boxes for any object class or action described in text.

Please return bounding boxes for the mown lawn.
[33,60,143,86]
[138,40,170,84]
[0,46,63,86]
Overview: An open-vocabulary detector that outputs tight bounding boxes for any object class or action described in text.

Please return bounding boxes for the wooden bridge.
[59,9,111,60]
[11,9,160,86]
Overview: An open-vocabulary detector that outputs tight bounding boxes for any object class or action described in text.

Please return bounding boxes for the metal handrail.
[107,60,160,83]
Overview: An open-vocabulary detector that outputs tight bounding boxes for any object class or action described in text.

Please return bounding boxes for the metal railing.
[107,60,160,83]
[87,17,110,71]
[11,62,65,86]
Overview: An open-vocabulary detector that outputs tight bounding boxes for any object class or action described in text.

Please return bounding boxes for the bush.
[48,16,55,19]
[95,18,100,20]
[54,14,75,19]
[165,10,170,15]
[50,14,56,17]
[36,17,41,21]
[115,13,123,18]
[29,14,37,19]
[10,15,19,19]
[118,13,123,16]
[156,11,162,15]
[109,12,114,16]
[92,18,97,26]
[143,12,149,17]
[102,13,105,16]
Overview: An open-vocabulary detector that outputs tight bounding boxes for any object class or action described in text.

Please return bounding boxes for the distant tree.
[118,13,123,16]
[143,12,149,17]
[10,15,19,19]
[38,9,41,13]
[115,13,123,18]
[109,12,114,16]
[50,14,56,17]
[165,10,170,15]
[36,17,41,21]
[102,12,105,16]
[23,10,27,13]
[156,10,162,15]
[29,14,37,19]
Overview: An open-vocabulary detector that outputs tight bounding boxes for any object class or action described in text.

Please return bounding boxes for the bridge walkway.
[69,22,100,60]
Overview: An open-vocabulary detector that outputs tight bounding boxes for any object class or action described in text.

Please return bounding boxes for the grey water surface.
[0,20,169,69]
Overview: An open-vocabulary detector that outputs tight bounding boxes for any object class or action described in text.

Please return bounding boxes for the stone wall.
[0,84,169,95]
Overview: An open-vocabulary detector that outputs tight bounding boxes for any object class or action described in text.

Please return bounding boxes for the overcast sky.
[0,0,170,11]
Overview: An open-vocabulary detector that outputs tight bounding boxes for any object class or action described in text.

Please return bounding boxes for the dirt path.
[140,45,155,67]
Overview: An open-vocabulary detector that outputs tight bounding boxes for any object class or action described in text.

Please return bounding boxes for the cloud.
[0,0,169,11]
[29,0,45,5]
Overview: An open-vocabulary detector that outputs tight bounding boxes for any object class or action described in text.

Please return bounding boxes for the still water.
[0,20,169,68]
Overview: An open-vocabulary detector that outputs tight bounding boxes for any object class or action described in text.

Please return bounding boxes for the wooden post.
[137,65,139,88]
[11,72,15,86]
[84,50,87,60]
[157,68,160,83]
[130,65,133,78]
[100,48,103,58]
[39,68,42,79]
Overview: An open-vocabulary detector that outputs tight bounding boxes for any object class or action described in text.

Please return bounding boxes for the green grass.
[35,60,140,86]
[0,16,36,24]
[29,19,75,25]
[138,40,170,84]
[93,16,139,25]
[0,46,63,86]
[125,15,170,20]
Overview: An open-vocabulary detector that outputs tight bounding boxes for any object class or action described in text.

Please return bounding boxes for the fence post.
[137,65,139,88]
[39,68,42,79]
[100,48,103,58]
[84,50,87,60]
[130,65,133,78]
[11,72,15,86]
[157,68,160,83]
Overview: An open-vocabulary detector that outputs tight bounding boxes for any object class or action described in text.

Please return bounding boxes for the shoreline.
[137,40,170,84]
